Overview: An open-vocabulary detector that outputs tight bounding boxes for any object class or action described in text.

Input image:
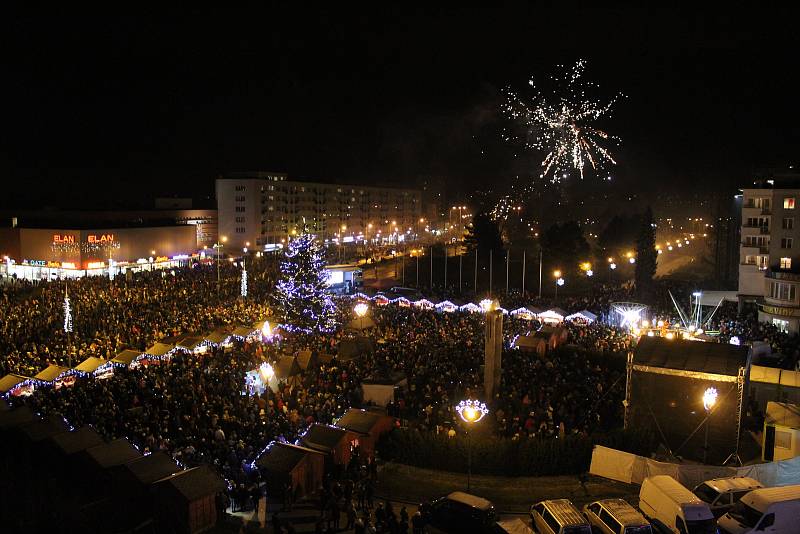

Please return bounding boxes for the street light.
[553,270,563,299]
[213,236,227,295]
[479,298,496,312]
[455,399,489,491]
[259,361,275,420]
[354,302,369,330]
[702,387,718,463]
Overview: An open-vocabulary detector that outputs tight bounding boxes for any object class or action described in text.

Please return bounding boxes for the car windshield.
[625,527,653,534]
[692,484,720,504]
[727,501,763,528]
[685,518,717,534]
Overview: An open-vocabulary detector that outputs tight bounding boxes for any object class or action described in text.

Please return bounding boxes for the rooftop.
[633,337,749,377]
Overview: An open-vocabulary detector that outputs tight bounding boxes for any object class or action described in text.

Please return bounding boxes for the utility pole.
[538,248,543,299]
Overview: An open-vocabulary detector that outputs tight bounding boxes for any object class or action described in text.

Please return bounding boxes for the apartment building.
[216,172,422,250]
[739,184,800,332]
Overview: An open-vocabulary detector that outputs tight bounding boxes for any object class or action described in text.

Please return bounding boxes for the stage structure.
[625,336,751,465]
[610,302,648,328]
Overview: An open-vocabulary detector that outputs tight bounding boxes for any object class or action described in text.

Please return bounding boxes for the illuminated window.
[785,198,796,209]
[781,258,792,269]
[773,318,790,333]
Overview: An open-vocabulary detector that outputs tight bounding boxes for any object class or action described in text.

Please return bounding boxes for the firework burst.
[504,59,622,182]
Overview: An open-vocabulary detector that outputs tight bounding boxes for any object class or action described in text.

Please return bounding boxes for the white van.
[692,477,763,518]
[717,484,800,534]
[638,475,717,534]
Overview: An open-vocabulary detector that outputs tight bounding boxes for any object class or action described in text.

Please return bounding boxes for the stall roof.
[256,442,323,473]
[296,350,317,371]
[766,402,800,429]
[19,415,70,442]
[204,328,232,344]
[50,426,104,455]
[112,349,142,366]
[74,356,108,374]
[566,310,597,322]
[301,424,349,453]
[144,342,174,357]
[362,371,407,385]
[123,451,181,485]
[336,409,382,435]
[275,356,302,379]
[633,336,749,376]
[156,464,226,502]
[337,338,372,361]
[232,325,257,337]
[0,373,29,393]
[0,405,37,429]
[176,336,204,351]
[34,364,71,382]
[85,438,141,468]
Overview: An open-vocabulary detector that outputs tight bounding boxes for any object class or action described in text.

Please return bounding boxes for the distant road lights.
[553,269,562,278]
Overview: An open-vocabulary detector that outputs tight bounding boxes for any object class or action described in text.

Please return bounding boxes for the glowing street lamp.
[455,399,489,491]
[261,320,272,341]
[553,271,564,299]
[354,302,369,329]
[479,298,496,313]
[702,386,718,463]
[259,361,275,420]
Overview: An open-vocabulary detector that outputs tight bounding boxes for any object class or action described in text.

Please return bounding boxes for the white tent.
[538,309,565,324]
[460,303,481,313]
[565,310,597,323]
[435,300,458,313]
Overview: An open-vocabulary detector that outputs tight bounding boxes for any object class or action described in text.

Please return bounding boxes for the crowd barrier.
[589,445,800,489]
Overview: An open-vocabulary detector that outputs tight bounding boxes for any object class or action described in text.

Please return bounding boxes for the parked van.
[583,498,652,534]
[530,499,591,534]
[717,484,800,534]
[692,477,763,518]
[420,491,497,533]
[638,475,717,534]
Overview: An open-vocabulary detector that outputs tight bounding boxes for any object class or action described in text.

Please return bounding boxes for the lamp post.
[213,236,227,295]
[354,302,368,331]
[702,387,718,464]
[259,361,275,421]
[553,270,562,299]
[455,399,489,492]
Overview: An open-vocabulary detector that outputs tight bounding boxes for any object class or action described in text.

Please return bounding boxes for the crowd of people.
[4,258,800,532]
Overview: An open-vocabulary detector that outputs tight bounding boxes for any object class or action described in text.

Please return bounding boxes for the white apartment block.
[216,172,422,251]
[739,186,800,333]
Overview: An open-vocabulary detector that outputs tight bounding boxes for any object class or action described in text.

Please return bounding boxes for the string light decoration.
[455,399,489,424]
[273,232,338,333]
[241,265,248,297]
[503,59,623,182]
[63,286,73,333]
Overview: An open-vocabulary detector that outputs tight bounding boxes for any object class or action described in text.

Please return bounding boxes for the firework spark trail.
[503,59,623,182]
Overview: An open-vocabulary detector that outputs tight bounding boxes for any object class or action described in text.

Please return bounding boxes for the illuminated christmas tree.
[274,232,337,333]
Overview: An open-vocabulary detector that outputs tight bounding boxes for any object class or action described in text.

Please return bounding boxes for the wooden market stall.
[255,442,325,501]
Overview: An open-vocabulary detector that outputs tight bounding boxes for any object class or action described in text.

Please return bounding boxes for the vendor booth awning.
[538,308,566,323]
[0,374,30,394]
[34,365,72,383]
[301,424,350,454]
[296,350,318,371]
[565,310,597,323]
[85,438,141,468]
[112,349,142,367]
[74,357,109,374]
[232,325,258,338]
[203,328,233,345]
[144,342,174,357]
[50,426,104,456]
[19,415,69,442]
[176,336,204,351]
[275,356,302,380]
[122,451,181,486]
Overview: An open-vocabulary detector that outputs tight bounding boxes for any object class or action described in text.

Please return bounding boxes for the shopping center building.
[0,225,198,280]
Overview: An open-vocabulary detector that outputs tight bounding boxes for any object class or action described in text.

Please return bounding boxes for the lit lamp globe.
[261,320,272,340]
[479,299,496,313]
[354,302,369,317]
[456,399,489,424]
[703,387,718,412]
[259,362,274,383]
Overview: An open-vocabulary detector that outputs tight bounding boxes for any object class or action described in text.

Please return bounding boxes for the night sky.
[2,7,799,209]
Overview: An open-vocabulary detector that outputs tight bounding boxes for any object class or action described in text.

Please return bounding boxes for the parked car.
[582,498,652,534]
[529,499,591,534]
[638,475,716,534]
[692,477,763,518]
[717,484,800,534]
[420,491,497,533]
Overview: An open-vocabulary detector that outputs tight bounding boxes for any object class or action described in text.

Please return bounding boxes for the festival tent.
[373,294,390,306]
[538,308,566,324]
[154,464,226,534]
[112,349,142,367]
[203,328,233,346]
[275,355,303,387]
[300,424,361,467]
[255,442,325,502]
[0,373,33,396]
[176,336,206,353]
[335,409,395,459]
[74,356,113,377]
[361,372,408,407]
[144,342,174,358]
[49,426,104,457]
[460,302,482,313]
[413,298,435,309]
[34,364,72,384]
[232,325,259,339]
[435,300,459,313]
[565,310,597,323]
[337,337,373,361]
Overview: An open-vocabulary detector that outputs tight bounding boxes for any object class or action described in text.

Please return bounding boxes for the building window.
[235,227,245,234]
[235,206,246,213]
[770,282,796,301]
[758,256,768,270]
[785,198,796,209]
[235,185,246,192]
[781,258,792,269]
[782,238,793,249]
[783,217,794,230]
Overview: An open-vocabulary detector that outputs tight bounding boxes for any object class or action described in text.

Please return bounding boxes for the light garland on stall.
[241,266,248,297]
[63,287,73,333]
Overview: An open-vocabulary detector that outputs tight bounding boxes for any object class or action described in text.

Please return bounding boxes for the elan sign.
[87,234,115,243]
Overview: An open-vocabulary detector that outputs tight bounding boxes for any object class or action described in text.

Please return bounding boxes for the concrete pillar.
[484,309,503,400]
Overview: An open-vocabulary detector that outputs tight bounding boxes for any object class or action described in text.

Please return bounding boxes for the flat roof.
[336,409,382,435]
[85,438,141,468]
[634,337,749,377]
[50,426,104,455]
[301,424,349,453]
[122,451,181,485]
